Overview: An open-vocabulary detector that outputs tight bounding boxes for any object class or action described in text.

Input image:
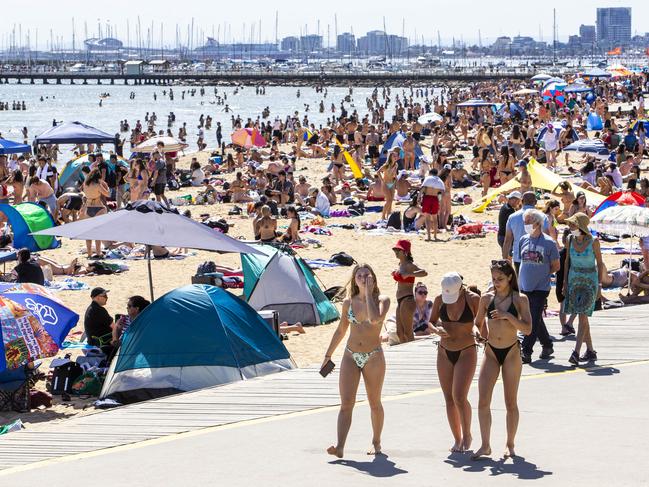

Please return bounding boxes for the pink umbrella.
[231,128,266,148]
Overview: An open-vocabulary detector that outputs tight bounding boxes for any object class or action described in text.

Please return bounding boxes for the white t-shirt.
[542,129,559,151]
[315,192,330,216]
[422,175,445,191]
[191,168,205,186]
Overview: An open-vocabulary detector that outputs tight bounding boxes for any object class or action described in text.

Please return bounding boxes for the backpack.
[197,261,217,275]
[203,218,229,234]
[329,252,356,266]
[50,362,84,395]
[386,211,402,230]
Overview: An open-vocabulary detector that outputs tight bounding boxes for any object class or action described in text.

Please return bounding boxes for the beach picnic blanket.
[600,245,643,255]
[304,259,342,270]
[48,278,89,291]
[105,245,195,260]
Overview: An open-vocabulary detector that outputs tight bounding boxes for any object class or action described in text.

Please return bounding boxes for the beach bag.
[90,262,123,275]
[621,258,641,272]
[324,286,345,302]
[50,362,83,395]
[197,261,217,275]
[386,211,402,230]
[71,371,103,396]
[167,178,180,191]
[329,252,356,266]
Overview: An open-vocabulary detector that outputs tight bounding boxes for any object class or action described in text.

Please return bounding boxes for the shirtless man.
[28,177,57,216]
[254,205,278,242]
[367,174,386,201]
[294,176,311,205]
[395,172,412,199]
[517,160,532,194]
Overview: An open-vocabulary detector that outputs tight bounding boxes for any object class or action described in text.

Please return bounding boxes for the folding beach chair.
[0,362,42,412]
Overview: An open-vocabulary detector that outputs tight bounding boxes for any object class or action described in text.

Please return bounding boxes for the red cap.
[392,239,411,253]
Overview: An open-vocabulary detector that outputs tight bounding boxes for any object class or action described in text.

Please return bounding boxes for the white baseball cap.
[507,191,522,200]
[441,272,463,304]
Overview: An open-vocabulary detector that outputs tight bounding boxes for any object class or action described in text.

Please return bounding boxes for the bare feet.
[503,444,516,458]
[461,434,472,452]
[327,445,343,458]
[471,446,492,460]
[450,440,463,453]
[295,322,306,334]
[367,442,381,455]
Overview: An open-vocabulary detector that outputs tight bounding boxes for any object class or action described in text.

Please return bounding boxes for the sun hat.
[441,272,463,304]
[392,239,412,254]
[565,212,590,234]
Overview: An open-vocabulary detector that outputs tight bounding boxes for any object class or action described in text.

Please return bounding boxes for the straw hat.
[565,212,590,234]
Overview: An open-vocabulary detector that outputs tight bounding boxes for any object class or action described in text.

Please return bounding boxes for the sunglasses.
[491,259,510,268]
[416,290,428,295]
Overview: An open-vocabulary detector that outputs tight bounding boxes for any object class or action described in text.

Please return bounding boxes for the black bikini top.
[440,293,475,323]
[488,293,519,319]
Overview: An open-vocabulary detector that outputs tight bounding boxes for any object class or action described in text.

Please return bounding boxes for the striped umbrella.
[563,139,610,159]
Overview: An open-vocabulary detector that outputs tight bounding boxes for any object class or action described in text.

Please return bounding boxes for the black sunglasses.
[416,290,428,295]
[491,259,510,268]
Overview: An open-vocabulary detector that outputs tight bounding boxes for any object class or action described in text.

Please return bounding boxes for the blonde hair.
[348,263,380,299]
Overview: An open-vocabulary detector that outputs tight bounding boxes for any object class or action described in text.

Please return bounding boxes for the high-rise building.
[579,25,597,44]
[280,36,300,52]
[299,35,323,52]
[336,32,356,54]
[596,7,632,47]
[357,30,408,56]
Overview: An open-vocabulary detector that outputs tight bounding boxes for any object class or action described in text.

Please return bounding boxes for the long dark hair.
[490,260,519,292]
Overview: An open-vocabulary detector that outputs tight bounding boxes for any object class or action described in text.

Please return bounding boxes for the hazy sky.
[2,0,647,49]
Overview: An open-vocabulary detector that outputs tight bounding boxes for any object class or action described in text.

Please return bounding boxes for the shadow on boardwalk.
[330,453,408,477]
[445,452,553,480]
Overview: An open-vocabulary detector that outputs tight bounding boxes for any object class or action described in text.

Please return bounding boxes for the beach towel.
[600,246,643,255]
[48,278,89,291]
[302,226,332,236]
[304,259,342,270]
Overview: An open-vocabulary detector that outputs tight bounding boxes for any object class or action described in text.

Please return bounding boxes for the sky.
[2,0,647,49]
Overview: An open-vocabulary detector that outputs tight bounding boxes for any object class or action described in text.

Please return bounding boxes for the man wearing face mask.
[502,191,550,274]
[518,209,561,364]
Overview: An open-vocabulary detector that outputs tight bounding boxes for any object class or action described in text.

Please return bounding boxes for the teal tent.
[100,285,294,404]
[0,203,60,251]
[242,244,339,325]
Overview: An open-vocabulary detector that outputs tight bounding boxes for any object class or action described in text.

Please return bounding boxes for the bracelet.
[325,355,332,358]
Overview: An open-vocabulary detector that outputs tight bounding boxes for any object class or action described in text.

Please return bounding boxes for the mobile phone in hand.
[319,360,335,378]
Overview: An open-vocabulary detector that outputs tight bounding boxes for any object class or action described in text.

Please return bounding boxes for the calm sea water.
[0,83,440,160]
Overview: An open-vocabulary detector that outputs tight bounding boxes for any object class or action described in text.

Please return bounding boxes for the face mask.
[571,229,581,237]
[524,224,535,234]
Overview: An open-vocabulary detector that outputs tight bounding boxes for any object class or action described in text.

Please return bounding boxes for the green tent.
[241,244,339,325]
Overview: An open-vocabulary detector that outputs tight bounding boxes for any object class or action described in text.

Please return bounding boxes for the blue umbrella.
[564,83,592,94]
[583,67,611,78]
[563,139,610,159]
[457,98,495,107]
[0,139,31,155]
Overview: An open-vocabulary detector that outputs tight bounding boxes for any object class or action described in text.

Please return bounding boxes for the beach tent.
[0,203,59,251]
[471,158,606,213]
[241,244,339,325]
[587,112,604,130]
[0,139,31,155]
[378,132,424,167]
[34,121,116,145]
[100,284,294,404]
[593,191,646,216]
[58,152,129,189]
[496,102,526,119]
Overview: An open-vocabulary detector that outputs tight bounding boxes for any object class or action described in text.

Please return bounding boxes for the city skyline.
[1,0,647,50]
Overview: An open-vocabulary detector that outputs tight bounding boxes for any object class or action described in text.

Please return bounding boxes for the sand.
[0,143,633,428]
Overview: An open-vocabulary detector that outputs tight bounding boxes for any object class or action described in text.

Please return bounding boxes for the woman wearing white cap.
[429,272,482,452]
[473,260,532,460]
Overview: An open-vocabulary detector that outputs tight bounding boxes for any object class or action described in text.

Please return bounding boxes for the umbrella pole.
[146,245,154,302]
[627,237,633,296]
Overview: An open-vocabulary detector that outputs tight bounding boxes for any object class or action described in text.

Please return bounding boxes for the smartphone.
[319,360,335,378]
[114,314,124,323]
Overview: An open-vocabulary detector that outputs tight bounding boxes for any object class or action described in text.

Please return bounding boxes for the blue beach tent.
[242,244,339,325]
[0,203,60,251]
[100,285,295,404]
[378,132,425,167]
[58,152,129,190]
[34,121,116,145]
[0,139,31,155]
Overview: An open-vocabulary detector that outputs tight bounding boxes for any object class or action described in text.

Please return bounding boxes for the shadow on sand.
[330,453,408,477]
[444,452,553,480]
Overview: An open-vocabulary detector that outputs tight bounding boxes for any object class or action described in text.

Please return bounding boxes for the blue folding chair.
[0,362,42,412]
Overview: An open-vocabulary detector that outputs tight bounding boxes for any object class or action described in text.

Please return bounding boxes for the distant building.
[300,35,323,52]
[490,36,511,55]
[336,32,356,54]
[579,25,597,44]
[124,60,144,75]
[597,7,632,47]
[357,30,408,56]
[280,36,300,52]
[84,37,123,52]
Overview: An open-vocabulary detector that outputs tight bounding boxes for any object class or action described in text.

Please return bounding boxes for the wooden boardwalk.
[0,304,647,469]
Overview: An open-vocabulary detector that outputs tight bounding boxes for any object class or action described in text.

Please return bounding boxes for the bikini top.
[392,271,415,284]
[487,294,519,319]
[439,294,475,323]
[347,306,359,325]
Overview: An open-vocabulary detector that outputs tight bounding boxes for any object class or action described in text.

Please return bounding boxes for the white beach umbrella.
[32,201,263,300]
[418,112,443,124]
[133,136,189,153]
[512,88,539,95]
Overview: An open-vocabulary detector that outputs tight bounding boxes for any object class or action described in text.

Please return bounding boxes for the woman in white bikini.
[323,264,390,458]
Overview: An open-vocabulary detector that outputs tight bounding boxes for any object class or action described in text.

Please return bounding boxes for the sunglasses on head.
[491,259,510,269]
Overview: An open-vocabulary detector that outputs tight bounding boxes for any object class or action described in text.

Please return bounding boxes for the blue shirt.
[505,205,550,262]
[518,233,559,292]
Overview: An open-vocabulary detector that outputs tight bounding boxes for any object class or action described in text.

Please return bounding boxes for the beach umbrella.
[591,205,649,292]
[0,294,78,372]
[564,83,592,94]
[563,139,610,159]
[32,200,264,300]
[231,128,266,148]
[456,99,495,107]
[0,139,31,155]
[582,67,611,78]
[607,64,634,78]
[417,112,443,124]
[133,135,188,153]
[531,73,552,81]
[512,88,538,96]
[594,191,646,216]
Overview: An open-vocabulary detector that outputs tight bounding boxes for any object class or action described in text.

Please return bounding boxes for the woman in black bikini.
[429,272,481,452]
[473,260,532,459]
